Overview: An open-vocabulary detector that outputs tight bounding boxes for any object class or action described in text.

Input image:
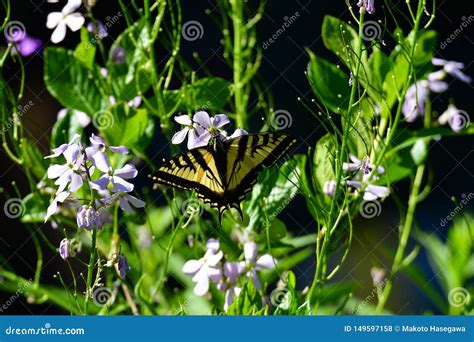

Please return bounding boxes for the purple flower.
[115,253,130,278]
[77,205,102,230]
[90,163,138,193]
[46,141,85,193]
[57,108,91,128]
[171,114,206,150]
[7,33,42,57]
[193,111,230,144]
[46,0,85,44]
[111,46,126,64]
[357,0,375,14]
[432,58,472,84]
[59,238,71,260]
[343,154,384,181]
[402,79,447,122]
[346,180,389,201]
[128,96,142,108]
[438,104,469,132]
[182,238,223,296]
[323,180,336,197]
[87,21,108,39]
[85,134,128,171]
[100,67,108,78]
[239,242,276,290]
[45,191,70,222]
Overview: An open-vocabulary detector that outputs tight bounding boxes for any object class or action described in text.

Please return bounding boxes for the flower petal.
[90,151,111,173]
[256,254,276,270]
[51,21,67,44]
[174,114,192,126]
[244,242,258,263]
[211,114,230,128]
[46,12,63,29]
[65,13,85,32]
[62,0,82,14]
[171,128,189,145]
[125,194,145,208]
[111,176,134,192]
[193,111,212,128]
[47,164,68,179]
[118,196,134,212]
[182,259,203,275]
[114,163,138,179]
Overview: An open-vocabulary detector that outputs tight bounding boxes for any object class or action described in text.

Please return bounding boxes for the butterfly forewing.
[152,133,297,219]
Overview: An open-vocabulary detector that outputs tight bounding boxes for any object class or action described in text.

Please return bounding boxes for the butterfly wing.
[152,147,226,208]
[223,133,297,210]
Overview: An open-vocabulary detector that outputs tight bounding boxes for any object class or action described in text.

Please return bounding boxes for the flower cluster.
[182,239,276,311]
[172,111,248,150]
[44,133,144,259]
[343,154,389,201]
[46,0,85,44]
[402,58,470,130]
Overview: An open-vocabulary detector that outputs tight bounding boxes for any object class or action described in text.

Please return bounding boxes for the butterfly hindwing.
[152,133,297,220]
[224,133,297,205]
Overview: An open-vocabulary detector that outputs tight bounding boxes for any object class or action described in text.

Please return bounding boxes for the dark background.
[0,0,472,314]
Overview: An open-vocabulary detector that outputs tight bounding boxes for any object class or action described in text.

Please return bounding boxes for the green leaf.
[382,47,410,109]
[227,278,264,315]
[101,104,149,148]
[346,98,375,157]
[367,45,390,101]
[74,28,96,70]
[107,20,152,101]
[307,51,350,114]
[50,109,84,148]
[152,77,232,115]
[245,155,305,230]
[321,15,364,69]
[21,139,49,180]
[44,47,102,115]
[20,193,47,223]
[413,30,437,66]
[313,134,336,191]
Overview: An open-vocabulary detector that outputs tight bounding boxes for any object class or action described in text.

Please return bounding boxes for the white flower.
[57,108,91,128]
[432,58,472,84]
[346,180,389,201]
[46,0,85,43]
[239,242,276,290]
[46,142,85,193]
[182,239,223,296]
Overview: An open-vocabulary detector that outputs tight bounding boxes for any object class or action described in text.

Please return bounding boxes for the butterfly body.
[152,133,297,221]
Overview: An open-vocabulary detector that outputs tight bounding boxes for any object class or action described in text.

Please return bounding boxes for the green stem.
[308,11,365,310]
[230,0,246,129]
[84,229,97,315]
[375,163,425,313]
